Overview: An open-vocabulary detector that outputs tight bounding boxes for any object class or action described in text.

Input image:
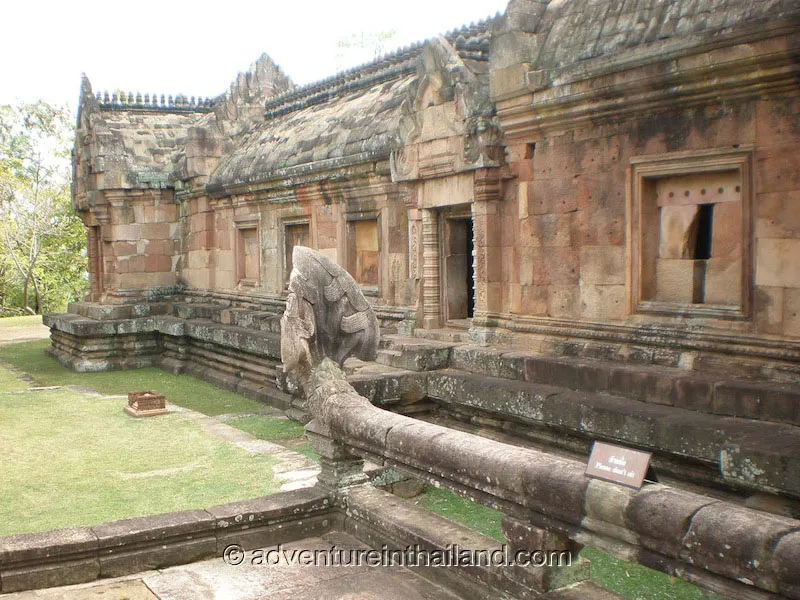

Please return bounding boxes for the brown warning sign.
[585,441,653,489]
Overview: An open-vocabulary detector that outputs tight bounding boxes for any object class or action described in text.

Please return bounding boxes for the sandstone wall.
[497,91,800,337]
[486,0,800,365]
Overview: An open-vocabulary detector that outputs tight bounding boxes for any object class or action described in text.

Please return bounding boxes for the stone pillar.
[422,208,441,329]
[305,419,367,492]
[501,516,589,593]
[472,168,502,324]
[86,226,104,302]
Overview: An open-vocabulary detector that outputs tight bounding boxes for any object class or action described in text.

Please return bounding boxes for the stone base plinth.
[125,391,167,417]
[124,405,169,418]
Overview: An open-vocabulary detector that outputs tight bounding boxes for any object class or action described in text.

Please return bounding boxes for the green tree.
[0,101,86,314]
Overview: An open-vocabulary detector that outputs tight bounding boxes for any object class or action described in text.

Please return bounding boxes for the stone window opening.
[525,142,536,159]
[693,203,714,261]
[630,149,752,319]
[659,201,715,303]
[234,218,261,287]
[345,216,380,291]
[284,221,310,286]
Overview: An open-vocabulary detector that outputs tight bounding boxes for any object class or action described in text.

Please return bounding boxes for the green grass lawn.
[0,315,44,328]
[0,336,725,598]
[0,364,279,536]
[227,414,319,463]
[231,415,306,440]
[416,486,725,600]
[0,340,266,416]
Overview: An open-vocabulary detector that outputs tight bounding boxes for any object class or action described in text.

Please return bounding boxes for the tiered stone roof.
[206,17,496,192]
[262,17,493,120]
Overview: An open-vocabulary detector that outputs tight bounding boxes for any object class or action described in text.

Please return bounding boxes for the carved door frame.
[439,205,474,324]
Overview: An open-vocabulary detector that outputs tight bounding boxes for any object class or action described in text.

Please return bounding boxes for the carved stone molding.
[473,168,502,203]
[422,209,441,329]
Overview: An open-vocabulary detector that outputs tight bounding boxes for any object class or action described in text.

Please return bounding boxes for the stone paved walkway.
[2,532,461,600]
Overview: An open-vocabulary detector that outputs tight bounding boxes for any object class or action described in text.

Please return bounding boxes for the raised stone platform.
[43,305,800,508]
[374,335,800,509]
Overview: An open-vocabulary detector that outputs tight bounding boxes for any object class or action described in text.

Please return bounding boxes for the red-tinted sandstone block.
[712,381,760,419]
[145,254,172,273]
[520,284,548,316]
[714,380,800,425]
[525,356,609,393]
[510,159,536,182]
[608,366,674,406]
[756,94,800,147]
[533,133,577,179]
[576,173,625,246]
[671,377,715,413]
[757,191,800,240]
[527,178,578,215]
[128,255,146,273]
[534,247,579,285]
[756,144,800,193]
[531,213,575,247]
[317,221,337,248]
[113,242,137,257]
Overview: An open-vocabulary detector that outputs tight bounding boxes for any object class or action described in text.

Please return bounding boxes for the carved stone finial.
[280,246,379,377]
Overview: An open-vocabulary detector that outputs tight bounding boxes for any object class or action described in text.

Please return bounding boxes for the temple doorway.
[441,212,474,323]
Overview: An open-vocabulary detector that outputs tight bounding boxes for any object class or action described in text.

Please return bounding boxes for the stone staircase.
[370,334,800,513]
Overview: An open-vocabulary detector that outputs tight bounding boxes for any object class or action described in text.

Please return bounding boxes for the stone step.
[375,348,402,365]
[448,345,800,427]
[392,401,438,416]
[546,581,624,599]
[426,369,800,502]
[414,327,471,343]
[378,335,458,371]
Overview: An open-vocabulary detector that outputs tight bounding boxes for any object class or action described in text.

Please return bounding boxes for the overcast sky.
[1,0,508,111]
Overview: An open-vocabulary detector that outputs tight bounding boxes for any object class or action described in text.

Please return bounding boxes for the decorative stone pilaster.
[471,168,503,324]
[86,226,104,302]
[421,208,441,329]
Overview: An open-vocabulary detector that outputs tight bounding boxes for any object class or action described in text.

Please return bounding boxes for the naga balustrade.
[281,246,800,600]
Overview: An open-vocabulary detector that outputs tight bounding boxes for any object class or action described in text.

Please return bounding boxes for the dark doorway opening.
[443,216,475,322]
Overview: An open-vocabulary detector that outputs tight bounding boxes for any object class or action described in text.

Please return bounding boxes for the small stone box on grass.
[125,390,168,418]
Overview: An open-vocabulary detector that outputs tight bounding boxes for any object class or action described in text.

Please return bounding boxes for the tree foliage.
[0,102,87,315]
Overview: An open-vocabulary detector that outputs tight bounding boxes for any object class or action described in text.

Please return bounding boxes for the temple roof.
[261,18,492,120]
[207,73,415,191]
[497,0,800,75]
[207,21,494,192]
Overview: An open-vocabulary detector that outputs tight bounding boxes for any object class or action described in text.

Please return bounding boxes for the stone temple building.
[58,0,800,370]
[25,0,800,598]
[47,0,800,556]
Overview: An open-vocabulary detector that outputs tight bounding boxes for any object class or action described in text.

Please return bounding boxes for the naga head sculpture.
[280,246,379,377]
